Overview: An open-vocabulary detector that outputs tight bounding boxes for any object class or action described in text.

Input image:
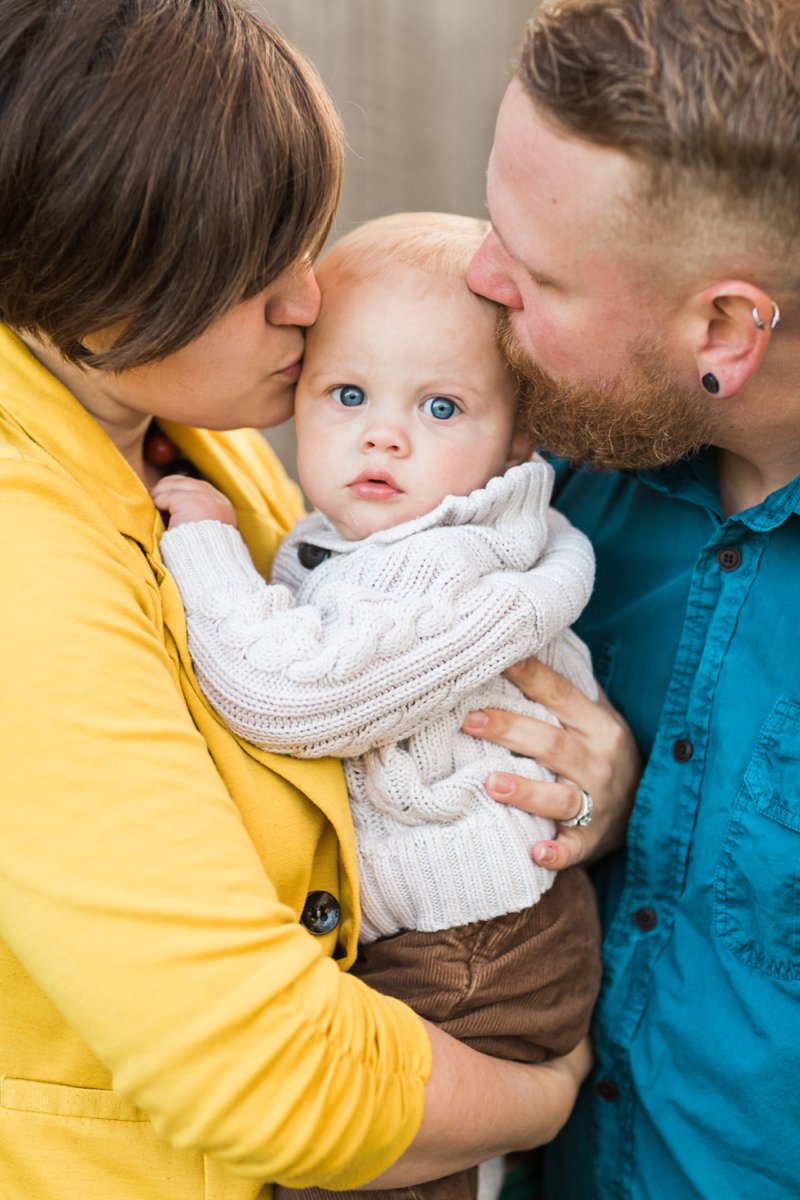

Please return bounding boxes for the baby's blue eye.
[422,395,459,420]
[332,384,366,407]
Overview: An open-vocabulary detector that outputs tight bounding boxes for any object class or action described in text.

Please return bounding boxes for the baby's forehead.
[316,256,494,321]
[304,267,513,403]
[308,270,501,370]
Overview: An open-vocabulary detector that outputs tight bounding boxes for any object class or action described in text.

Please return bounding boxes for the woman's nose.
[265,259,322,327]
[466,231,523,309]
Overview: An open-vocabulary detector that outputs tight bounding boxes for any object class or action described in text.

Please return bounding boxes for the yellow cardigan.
[0,326,430,1200]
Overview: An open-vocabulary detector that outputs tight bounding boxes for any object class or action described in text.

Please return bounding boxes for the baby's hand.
[151,474,237,530]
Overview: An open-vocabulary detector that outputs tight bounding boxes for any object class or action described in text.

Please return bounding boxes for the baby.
[154,213,601,1200]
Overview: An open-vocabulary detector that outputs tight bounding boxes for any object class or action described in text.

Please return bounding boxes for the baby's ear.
[505,427,536,469]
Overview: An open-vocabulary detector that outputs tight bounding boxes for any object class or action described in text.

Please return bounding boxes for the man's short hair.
[518,0,800,274]
[0,0,343,369]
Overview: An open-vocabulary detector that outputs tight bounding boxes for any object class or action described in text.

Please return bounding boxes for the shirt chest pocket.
[715,697,800,979]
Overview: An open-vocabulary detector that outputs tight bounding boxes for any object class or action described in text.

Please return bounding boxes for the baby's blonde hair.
[320,211,491,287]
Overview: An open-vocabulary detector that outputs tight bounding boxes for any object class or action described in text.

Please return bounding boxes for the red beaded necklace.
[143,422,182,469]
[143,422,201,479]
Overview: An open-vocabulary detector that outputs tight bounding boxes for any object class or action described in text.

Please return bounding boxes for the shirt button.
[672,738,693,762]
[633,906,658,931]
[300,891,340,935]
[716,545,742,571]
[596,1079,620,1102]
[297,542,331,570]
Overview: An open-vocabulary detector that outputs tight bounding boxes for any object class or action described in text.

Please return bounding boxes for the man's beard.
[497,311,718,471]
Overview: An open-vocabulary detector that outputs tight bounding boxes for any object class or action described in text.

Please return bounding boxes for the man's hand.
[151,475,237,530]
[462,658,641,869]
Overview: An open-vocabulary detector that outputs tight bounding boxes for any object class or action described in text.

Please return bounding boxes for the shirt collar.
[637,449,800,531]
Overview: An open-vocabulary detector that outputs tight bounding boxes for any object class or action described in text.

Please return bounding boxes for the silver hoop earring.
[752,302,781,331]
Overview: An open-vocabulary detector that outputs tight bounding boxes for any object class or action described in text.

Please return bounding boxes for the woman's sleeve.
[159,510,595,757]
[0,461,430,1187]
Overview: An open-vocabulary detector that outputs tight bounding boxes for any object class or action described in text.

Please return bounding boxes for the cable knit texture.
[161,459,597,940]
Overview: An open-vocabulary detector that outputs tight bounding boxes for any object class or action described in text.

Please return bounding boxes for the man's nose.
[467,231,523,309]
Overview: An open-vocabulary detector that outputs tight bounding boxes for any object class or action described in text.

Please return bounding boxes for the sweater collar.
[0,324,295,566]
[0,323,163,551]
[303,458,555,560]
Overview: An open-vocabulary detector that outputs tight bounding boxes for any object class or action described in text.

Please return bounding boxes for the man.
[467,1,800,1197]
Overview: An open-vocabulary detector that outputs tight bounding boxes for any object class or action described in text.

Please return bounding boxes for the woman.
[0,3,635,1198]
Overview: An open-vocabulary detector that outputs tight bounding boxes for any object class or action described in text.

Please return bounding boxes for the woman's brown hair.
[0,0,343,369]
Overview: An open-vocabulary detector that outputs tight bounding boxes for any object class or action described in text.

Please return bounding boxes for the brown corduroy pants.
[277,866,601,1200]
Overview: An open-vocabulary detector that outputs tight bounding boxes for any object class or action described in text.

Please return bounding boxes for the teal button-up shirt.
[542,453,800,1199]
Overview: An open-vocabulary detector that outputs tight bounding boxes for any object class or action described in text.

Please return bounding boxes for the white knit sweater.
[161,459,596,941]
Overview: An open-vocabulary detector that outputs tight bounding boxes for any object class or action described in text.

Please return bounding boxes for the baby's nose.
[360,423,410,455]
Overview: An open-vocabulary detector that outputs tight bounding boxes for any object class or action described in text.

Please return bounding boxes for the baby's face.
[294,264,519,540]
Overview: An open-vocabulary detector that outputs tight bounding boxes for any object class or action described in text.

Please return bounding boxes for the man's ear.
[505,427,537,468]
[692,280,779,398]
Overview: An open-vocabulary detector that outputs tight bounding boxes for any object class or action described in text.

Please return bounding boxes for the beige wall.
[254,1,539,477]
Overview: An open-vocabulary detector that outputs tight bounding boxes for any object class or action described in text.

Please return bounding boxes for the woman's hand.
[364,1025,593,1189]
[462,658,641,870]
[151,474,237,530]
